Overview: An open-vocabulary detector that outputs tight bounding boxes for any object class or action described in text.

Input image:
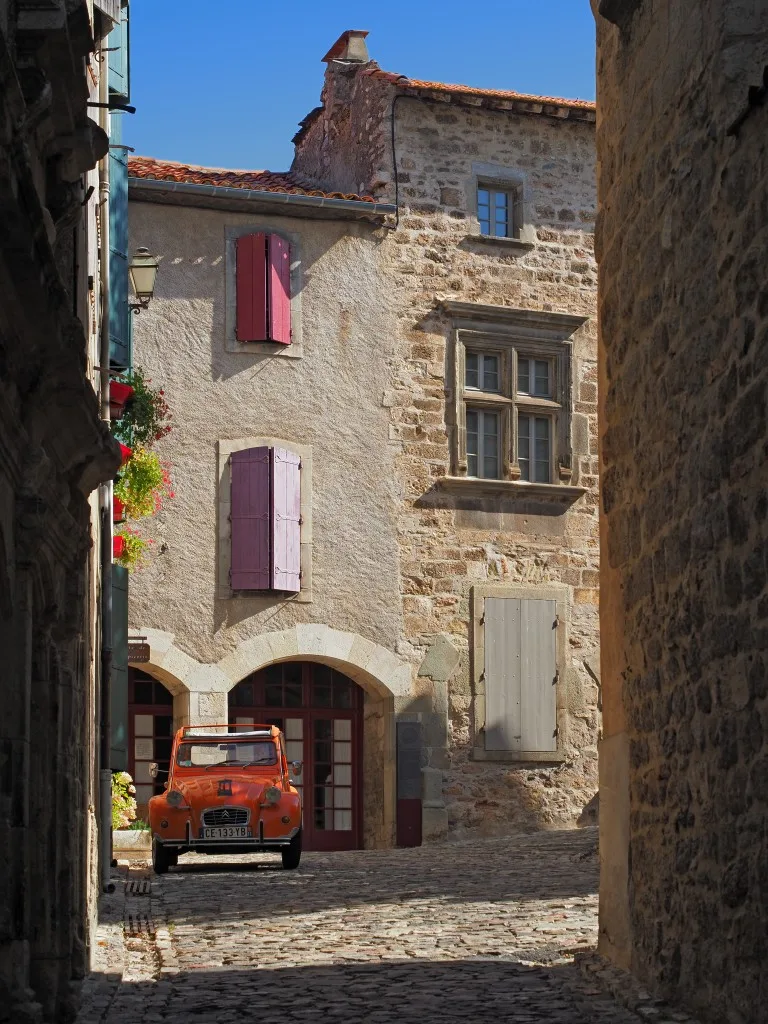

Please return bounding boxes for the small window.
[467,408,501,479]
[477,185,521,239]
[518,357,552,399]
[518,414,552,483]
[465,352,500,392]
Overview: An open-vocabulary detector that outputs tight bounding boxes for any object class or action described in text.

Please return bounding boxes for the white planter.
[113,829,151,851]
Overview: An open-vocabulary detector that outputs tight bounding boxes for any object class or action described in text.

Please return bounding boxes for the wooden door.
[228,662,363,850]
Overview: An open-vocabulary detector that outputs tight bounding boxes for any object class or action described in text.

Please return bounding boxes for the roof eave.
[127,177,396,221]
[400,85,595,122]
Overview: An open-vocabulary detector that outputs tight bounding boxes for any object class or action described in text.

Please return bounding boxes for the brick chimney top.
[322,30,370,64]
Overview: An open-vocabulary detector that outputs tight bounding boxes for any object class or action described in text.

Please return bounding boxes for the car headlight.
[166,790,183,807]
[264,786,281,805]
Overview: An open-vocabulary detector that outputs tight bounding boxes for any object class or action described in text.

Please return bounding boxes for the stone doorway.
[228,661,364,851]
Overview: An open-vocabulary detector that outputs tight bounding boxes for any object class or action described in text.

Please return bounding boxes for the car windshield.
[176,740,277,768]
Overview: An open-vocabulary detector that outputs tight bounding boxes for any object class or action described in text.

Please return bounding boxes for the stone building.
[0,2,125,1020]
[126,30,600,850]
[594,1,768,1021]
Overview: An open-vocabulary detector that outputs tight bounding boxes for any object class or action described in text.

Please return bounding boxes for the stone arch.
[131,624,412,847]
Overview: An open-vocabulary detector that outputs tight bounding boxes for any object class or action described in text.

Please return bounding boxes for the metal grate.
[125,878,151,896]
[124,913,155,939]
[202,806,249,827]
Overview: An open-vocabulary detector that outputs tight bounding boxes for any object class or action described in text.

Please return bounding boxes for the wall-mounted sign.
[127,642,151,663]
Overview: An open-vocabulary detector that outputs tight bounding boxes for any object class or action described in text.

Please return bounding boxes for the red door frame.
[228,663,364,851]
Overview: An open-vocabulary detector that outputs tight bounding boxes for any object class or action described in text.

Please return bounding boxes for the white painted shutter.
[484,598,557,752]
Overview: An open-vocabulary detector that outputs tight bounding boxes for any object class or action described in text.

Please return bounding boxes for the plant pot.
[118,443,133,465]
[109,380,134,419]
[113,535,125,559]
[113,496,126,523]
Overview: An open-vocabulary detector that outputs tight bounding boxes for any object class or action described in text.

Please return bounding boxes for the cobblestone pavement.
[77,827,647,1024]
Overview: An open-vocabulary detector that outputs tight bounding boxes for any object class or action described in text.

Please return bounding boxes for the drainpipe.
[98,52,115,895]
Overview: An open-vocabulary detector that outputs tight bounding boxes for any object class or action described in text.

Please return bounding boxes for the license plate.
[201,826,252,839]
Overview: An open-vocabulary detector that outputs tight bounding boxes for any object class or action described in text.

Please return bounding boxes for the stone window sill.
[471,747,567,764]
[465,234,535,251]
[437,476,586,501]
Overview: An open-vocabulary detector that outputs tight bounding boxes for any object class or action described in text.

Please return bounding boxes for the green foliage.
[112,367,172,448]
[112,771,137,830]
[127,818,151,831]
[114,526,152,571]
[114,447,173,520]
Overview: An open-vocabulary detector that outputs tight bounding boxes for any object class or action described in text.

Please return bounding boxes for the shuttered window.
[236,233,291,345]
[484,597,557,753]
[230,446,300,593]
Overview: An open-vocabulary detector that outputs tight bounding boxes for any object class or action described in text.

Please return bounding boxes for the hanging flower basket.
[118,443,133,465]
[113,535,126,559]
[113,496,126,523]
[111,367,172,448]
[113,527,151,571]
[109,380,134,420]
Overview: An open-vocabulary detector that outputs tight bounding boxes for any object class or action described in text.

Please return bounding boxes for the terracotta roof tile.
[362,67,595,113]
[128,157,377,202]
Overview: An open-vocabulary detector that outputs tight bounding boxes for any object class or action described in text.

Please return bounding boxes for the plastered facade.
[128,41,600,845]
[594,0,768,1019]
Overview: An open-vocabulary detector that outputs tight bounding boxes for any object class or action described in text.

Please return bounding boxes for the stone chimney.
[322,30,370,64]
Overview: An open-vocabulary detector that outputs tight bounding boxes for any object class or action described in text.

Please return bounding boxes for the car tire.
[281,829,302,870]
[152,838,172,875]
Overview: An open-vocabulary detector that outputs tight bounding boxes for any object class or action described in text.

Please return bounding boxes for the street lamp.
[128,247,159,312]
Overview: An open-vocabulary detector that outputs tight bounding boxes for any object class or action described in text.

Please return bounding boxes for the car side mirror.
[148,762,159,779]
[290,760,303,778]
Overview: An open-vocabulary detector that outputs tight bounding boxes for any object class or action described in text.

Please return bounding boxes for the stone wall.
[372,91,601,833]
[0,4,120,1021]
[594,1,768,1019]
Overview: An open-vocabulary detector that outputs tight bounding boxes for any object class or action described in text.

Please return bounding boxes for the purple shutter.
[230,447,270,590]
[236,233,267,342]
[270,447,301,592]
[267,234,291,345]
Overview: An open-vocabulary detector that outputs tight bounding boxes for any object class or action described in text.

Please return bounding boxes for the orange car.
[148,723,303,874]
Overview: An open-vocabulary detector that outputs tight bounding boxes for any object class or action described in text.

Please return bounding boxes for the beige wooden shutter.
[484,598,557,753]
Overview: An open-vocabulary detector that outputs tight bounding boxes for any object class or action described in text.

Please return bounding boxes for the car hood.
[172,773,281,807]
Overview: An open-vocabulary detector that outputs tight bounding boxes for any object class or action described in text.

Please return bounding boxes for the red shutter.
[230,447,270,590]
[267,234,291,345]
[270,447,301,592]
[235,233,267,342]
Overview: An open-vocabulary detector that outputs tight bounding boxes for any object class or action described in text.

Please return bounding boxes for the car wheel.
[281,829,302,870]
[152,838,172,875]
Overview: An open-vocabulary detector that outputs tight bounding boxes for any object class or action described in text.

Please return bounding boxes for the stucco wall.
[128,202,404,663]
[595,0,768,1018]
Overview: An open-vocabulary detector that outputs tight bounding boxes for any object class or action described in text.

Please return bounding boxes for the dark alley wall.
[594,1,768,1020]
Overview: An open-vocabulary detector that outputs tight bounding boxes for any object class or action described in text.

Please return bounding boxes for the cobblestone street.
[74,828,668,1024]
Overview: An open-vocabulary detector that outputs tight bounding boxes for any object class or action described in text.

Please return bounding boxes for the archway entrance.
[228,661,364,851]
[128,667,175,815]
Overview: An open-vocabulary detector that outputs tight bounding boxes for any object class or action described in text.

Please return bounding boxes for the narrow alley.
[76,829,687,1024]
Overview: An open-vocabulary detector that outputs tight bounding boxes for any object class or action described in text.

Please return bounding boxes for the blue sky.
[125,1,596,172]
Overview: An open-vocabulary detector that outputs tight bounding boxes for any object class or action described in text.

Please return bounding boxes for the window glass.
[518,358,530,395]
[477,188,490,235]
[466,352,479,388]
[534,360,551,397]
[518,414,531,481]
[494,192,508,237]
[482,354,499,392]
[483,413,500,479]
[134,680,153,705]
[534,417,551,482]
[467,408,500,479]
[466,409,479,477]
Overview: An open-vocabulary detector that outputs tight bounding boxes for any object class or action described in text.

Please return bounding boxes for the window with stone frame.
[477,184,523,239]
[443,302,587,493]
[460,340,567,484]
